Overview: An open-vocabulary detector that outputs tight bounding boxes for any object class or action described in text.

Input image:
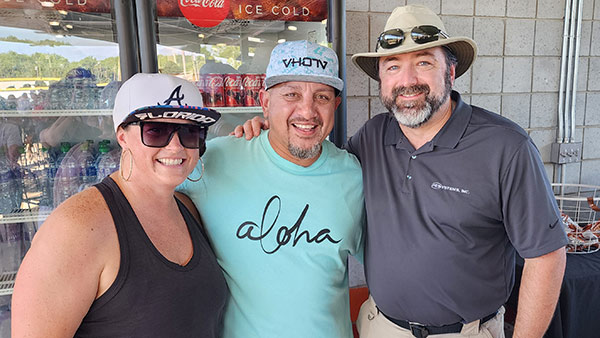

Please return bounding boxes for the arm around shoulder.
[11,189,116,337]
[230,115,268,139]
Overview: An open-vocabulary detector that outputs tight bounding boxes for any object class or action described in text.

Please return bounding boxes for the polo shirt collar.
[384,114,402,146]
[383,90,472,150]
[433,91,472,149]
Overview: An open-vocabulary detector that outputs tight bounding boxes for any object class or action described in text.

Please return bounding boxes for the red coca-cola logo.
[260,74,267,88]
[242,76,261,88]
[224,76,242,88]
[207,76,224,87]
[179,0,230,28]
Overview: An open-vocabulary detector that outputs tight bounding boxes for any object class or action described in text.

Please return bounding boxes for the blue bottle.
[96,143,120,182]
[78,140,97,192]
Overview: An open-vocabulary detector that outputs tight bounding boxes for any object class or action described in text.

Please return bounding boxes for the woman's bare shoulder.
[40,187,114,248]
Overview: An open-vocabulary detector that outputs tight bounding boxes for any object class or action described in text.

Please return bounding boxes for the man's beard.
[380,67,453,128]
[287,117,323,160]
[289,142,322,160]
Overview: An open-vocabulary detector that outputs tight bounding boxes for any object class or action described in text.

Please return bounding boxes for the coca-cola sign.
[224,75,242,87]
[180,0,225,8]
[179,0,230,27]
[0,0,327,22]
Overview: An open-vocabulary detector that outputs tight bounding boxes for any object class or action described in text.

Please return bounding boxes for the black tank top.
[75,177,228,338]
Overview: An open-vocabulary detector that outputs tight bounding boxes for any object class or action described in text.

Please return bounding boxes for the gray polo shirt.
[346,91,567,326]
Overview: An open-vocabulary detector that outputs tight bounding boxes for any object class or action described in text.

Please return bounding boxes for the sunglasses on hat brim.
[126,121,207,151]
[375,25,449,52]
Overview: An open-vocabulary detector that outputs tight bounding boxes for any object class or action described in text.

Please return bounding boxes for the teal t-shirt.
[178,131,364,338]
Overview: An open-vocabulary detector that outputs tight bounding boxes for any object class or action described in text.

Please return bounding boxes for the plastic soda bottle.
[38,147,53,208]
[21,221,37,259]
[0,223,22,273]
[54,143,79,208]
[17,146,37,205]
[0,151,16,214]
[96,143,120,182]
[78,140,97,192]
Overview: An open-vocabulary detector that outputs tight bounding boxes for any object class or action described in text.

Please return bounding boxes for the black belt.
[378,309,497,338]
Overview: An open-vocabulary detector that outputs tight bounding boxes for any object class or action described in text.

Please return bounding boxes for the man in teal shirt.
[178,40,364,337]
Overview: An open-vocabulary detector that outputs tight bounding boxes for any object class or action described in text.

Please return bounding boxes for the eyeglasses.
[129,121,207,150]
[375,26,449,52]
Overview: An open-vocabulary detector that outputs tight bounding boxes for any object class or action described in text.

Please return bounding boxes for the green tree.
[97,56,120,83]
[0,51,119,81]
[161,59,183,75]
[75,56,100,73]
[0,35,69,46]
[0,51,30,77]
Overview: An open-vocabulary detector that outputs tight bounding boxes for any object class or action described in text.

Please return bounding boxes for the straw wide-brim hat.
[352,5,478,81]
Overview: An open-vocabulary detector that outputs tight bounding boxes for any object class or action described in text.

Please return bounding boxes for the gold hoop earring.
[187,158,204,182]
[119,148,133,182]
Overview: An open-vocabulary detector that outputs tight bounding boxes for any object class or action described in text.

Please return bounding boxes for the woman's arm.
[11,189,117,337]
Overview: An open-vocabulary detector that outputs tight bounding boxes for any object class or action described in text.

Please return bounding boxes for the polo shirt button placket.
[407,156,416,182]
[402,152,415,193]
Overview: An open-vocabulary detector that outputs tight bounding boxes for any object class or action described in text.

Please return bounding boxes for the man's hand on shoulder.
[230,116,269,139]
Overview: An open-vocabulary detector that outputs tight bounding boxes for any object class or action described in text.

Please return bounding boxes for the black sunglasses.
[375,26,449,52]
[128,121,207,150]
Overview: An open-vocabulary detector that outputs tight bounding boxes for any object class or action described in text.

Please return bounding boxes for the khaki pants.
[356,296,505,338]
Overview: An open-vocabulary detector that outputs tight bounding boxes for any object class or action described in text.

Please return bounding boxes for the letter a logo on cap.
[162,85,185,106]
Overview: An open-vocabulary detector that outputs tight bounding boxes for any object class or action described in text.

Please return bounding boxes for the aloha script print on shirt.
[236,195,342,254]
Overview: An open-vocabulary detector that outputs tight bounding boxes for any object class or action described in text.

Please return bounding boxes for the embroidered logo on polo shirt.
[431,182,470,195]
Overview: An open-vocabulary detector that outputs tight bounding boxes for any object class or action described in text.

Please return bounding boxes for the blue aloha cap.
[265,40,344,92]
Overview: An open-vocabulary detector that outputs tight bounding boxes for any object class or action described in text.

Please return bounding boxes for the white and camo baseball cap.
[265,40,344,93]
[112,73,220,131]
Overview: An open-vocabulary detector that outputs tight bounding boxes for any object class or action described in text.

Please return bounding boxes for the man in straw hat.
[178,40,364,338]
[349,4,567,338]
[232,5,567,337]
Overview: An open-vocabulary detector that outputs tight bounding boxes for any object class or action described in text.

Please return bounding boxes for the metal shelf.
[0,106,262,118]
[0,109,112,117]
[0,272,16,297]
[0,209,51,225]
[216,106,263,114]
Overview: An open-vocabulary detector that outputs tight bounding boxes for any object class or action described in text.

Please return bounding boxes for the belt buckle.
[409,322,429,338]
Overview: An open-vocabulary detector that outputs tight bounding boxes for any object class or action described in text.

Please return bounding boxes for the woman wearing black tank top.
[12,74,228,337]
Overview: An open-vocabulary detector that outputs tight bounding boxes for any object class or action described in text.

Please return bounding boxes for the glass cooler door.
[153,0,330,137]
[0,3,120,329]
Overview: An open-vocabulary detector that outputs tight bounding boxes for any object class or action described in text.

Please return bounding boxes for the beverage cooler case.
[0,77,120,334]
[0,76,121,287]
[0,0,331,334]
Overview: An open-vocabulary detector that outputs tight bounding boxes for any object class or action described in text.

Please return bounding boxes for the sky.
[0,27,118,61]
[0,26,202,62]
